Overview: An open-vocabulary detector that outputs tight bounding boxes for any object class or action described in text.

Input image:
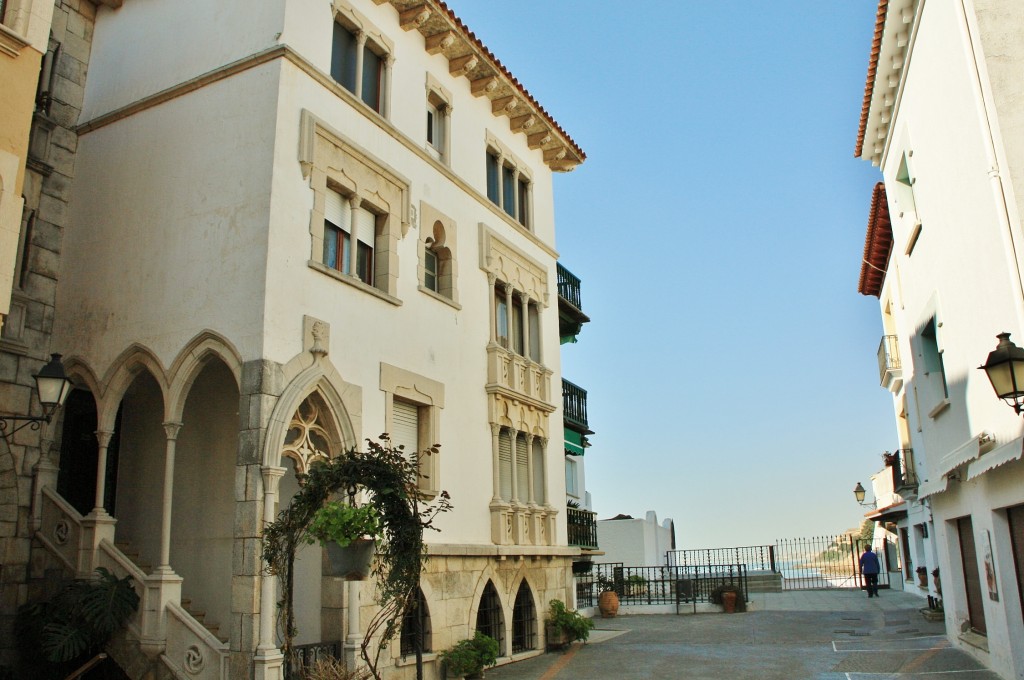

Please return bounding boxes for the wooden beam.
[399,5,431,30]
[426,31,456,55]
[449,54,479,78]
[492,96,517,116]
[471,76,499,97]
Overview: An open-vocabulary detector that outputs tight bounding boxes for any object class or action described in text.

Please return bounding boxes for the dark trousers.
[865,573,879,596]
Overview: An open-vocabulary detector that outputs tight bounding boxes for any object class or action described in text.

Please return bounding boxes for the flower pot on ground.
[546,599,593,650]
[305,501,382,581]
[440,632,499,679]
[710,584,746,613]
[916,567,928,587]
[597,590,619,618]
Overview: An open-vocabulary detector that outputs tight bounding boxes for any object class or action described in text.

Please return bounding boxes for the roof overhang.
[855,0,919,165]
[867,501,907,522]
[858,183,893,297]
[382,0,586,172]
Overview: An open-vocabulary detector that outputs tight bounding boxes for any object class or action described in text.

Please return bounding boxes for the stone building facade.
[1,1,588,678]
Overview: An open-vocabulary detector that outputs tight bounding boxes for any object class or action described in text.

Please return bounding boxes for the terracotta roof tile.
[858,182,893,298]
[855,0,889,158]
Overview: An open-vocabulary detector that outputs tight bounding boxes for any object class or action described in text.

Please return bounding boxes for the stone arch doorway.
[278,389,349,646]
[55,388,119,516]
[170,357,239,633]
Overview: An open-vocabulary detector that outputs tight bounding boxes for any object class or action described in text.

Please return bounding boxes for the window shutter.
[532,439,545,504]
[499,431,513,501]
[392,401,419,456]
[325,190,350,229]
[515,435,529,501]
[353,206,376,247]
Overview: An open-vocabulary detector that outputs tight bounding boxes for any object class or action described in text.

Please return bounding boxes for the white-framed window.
[918,316,948,415]
[493,282,541,361]
[418,203,459,306]
[564,457,578,498]
[425,76,451,164]
[484,142,532,230]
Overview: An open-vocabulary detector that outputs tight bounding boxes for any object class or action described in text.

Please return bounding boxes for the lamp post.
[853,482,877,508]
[0,353,73,439]
[979,332,1024,414]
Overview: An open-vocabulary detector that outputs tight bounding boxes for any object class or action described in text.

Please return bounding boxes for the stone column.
[382,54,395,118]
[344,581,362,671]
[354,31,367,101]
[503,283,514,351]
[91,430,114,517]
[487,273,497,344]
[490,423,501,502]
[254,465,286,680]
[156,421,182,574]
[520,294,531,360]
[348,195,361,276]
[496,154,506,209]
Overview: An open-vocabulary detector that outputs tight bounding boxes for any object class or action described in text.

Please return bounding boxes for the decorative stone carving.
[53,519,69,545]
[304,316,330,357]
[282,398,334,475]
[184,645,204,674]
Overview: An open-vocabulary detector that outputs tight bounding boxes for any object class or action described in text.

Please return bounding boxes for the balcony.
[557,263,590,343]
[567,507,598,549]
[562,379,591,432]
[877,335,903,393]
[886,449,919,493]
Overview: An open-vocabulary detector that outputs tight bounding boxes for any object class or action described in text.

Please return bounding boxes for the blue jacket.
[860,549,881,575]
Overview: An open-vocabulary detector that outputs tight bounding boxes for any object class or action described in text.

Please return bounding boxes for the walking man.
[860,544,881,597]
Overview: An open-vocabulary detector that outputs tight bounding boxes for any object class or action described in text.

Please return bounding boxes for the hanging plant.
[262,436,452,680]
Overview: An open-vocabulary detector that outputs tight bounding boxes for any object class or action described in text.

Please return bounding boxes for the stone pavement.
[485,590,999,680]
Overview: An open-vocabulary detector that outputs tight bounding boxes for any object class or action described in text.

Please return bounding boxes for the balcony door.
[957,516,987,634]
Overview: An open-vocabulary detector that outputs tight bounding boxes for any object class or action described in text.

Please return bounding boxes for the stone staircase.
[746,571,784,593]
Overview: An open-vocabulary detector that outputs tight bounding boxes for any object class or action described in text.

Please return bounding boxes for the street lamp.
[979,332,1024,414]
[853,482,876,508]
[0,353,73,438]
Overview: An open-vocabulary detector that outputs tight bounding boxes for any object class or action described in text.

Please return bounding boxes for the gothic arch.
[166,331,243,421]
[98,343,169,431]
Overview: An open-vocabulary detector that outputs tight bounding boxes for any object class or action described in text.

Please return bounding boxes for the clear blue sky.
[449,1,891,549]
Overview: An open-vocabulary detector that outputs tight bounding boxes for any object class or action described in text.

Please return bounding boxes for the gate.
[774,535,892,591]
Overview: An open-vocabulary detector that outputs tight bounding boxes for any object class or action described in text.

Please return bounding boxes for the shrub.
[547,599,593,643]
[439,632,499,677]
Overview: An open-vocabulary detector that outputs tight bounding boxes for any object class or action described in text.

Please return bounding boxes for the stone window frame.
[300,110,410,304]
[330,0,395,118]
[424,74,452,164]
[417,201,459,308]
[380,362,444,498]
[484,131,533,231]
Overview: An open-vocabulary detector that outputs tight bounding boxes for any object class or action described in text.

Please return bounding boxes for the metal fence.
[666,546,776,572]
[575,562,748,608]
[284,640,342,679]
[773,535,891,590]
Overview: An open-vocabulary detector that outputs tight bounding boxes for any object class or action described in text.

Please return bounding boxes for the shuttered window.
[353,207,375,285]
[531,438,545,504]
[392,400,419,457]
[498,430,513,501]
[515,434,529,502]
[1008,505,1024,621]
[528,303,540,362]
[957,516,987,634]
[324,190,352,274]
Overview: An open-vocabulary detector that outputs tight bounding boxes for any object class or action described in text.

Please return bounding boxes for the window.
[323,188,375,285]
[498,429,513,501]
[528,303,540,363]
[420,216,455,302]
[476,581,505,654]
[486,153,500,204]
[381,363,444,497]
[330,15,389,114]
[424,78,451,164]
[919,317,948,412]
[531,438,545,504]
[424,246,438,292]
[511,581,537,653]
[495,287,509,349]
[484,143,532,229]
[515,433,529,502]
[493,283,540,360]
[565,457,578,498]
[400,588,431,656]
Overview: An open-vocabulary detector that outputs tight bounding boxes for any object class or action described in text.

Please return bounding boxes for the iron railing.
[666,546,775,572]
[562,379,589,431]
[887,448,918,491]
[557,263,583,311]
[575,563,748,608]
[877,335,901,385]
[566,507,598,549]
[284,641,342,679]
[773,535,891,590]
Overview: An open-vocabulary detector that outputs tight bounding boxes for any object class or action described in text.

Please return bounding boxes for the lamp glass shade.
[33,354,73,410]
[980,333,1024,405]
[853,482,866,504]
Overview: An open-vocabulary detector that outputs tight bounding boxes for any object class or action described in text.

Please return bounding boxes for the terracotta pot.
[598,590,619,618]
[721,591,738,614]
[917,572,928,587]
[324,538,375,580]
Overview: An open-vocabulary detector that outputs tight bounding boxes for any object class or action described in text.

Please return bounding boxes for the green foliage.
[17,567,140,669]
[439,632,499,677]
[305,502,381,548]
[262,436,452,680]
[859,519,875,543]
[547,599,593,643]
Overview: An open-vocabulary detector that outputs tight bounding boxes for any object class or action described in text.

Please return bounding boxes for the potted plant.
[304,501,382,580]
[595,574,619,618]
[439,632,499,679]
[546,599,593,650]
[710,583,746,613]
[932,567,941,595]
[915,566,928,587]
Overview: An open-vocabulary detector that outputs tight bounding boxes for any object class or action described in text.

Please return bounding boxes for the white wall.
[597,511,675,567]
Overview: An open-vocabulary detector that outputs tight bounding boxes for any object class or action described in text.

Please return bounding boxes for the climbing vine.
[262,435,452,679]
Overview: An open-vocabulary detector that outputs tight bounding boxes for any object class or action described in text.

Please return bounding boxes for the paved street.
[486,590,998,680]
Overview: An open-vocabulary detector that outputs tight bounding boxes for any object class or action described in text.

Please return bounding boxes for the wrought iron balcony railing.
[877,335,902,391]
[567,507,598,549]
[557,263,583,311]
[562,379,589,432]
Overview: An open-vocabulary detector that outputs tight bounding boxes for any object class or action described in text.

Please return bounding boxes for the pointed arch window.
[400,588,431,656]
[476,581,505,654]
[512,581,537,653]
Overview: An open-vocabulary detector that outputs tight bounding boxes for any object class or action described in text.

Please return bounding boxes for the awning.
[564,427,585,456]
[937,435,982,477]
[967,436,1024,481]
[917,476,949,499]
[867,501,907,523]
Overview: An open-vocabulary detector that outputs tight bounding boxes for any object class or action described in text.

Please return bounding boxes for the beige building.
[1,1,590,678]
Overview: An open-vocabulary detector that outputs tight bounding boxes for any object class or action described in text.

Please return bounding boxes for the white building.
[2,0,590,677]
[596,511,676,568]
[855,1,1024,677]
